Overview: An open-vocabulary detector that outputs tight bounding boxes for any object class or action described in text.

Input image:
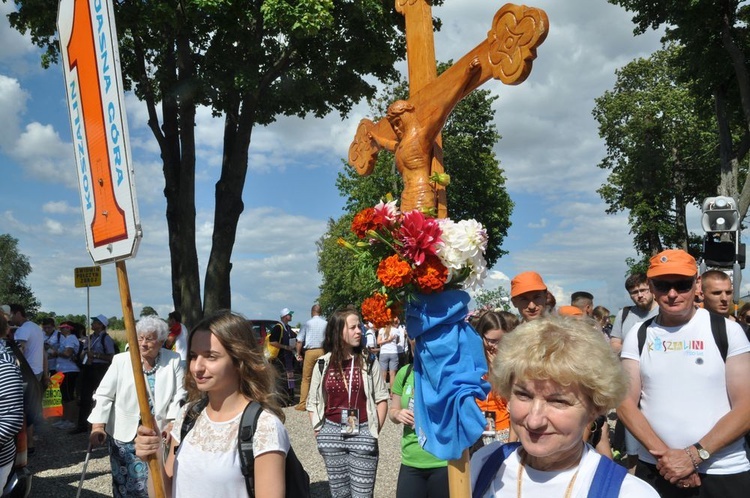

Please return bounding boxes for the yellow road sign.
[74,266,102,288]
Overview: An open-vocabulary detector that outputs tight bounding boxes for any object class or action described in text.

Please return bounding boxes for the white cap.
[280,308,293,318]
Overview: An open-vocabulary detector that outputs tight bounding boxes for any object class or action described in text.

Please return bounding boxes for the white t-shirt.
[171,403,290,498]
[621,308,750,473]
[44,330,62,371]
[55,334,80,374]
[14,320,44,375]
[378,327,400,354]
[365,328,377,349]
[470,443,658,497]
[173,323,188,367]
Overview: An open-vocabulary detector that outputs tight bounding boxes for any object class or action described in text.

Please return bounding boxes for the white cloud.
[43,218,65,235]
[0,74,27,151]
[42,201,78,215]
[13,122,75,186]
[527,218,548,229]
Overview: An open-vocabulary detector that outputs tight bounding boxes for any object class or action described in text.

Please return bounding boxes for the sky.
[1,0,744,324]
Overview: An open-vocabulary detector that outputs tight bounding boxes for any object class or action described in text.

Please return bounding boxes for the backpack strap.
[405,363,413,380]
[472,442,521,498]
[238,401,264,498]
[620,306,632,325]
[178,398,208,452]
[637,317,657,356]
[708,312,728,362]
[588,454,627,498]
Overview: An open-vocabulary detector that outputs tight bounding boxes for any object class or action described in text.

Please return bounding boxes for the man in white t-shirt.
[9,303,45,454]
[618,249,750,497]
[9,304,44,378]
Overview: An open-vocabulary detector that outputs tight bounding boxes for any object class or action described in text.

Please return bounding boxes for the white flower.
[435,218,488,289]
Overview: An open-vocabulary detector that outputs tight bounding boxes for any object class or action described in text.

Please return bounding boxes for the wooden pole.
[448,449,472,498]
[115,260,166,498]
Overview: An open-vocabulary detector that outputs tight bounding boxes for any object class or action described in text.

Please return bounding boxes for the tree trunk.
[720,11,750,218]
[714,85,739,199]
[203,93,255,314]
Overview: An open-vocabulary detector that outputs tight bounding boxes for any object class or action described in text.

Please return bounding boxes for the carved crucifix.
[348,3,549,216]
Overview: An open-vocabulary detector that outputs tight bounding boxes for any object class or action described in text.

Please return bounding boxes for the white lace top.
[171,403,290,498]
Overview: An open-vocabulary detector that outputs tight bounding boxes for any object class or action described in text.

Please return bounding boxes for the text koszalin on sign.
[58,0,141,264]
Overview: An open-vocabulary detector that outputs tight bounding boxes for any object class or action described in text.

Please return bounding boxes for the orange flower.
[351,207,378,239]
[361,293,393,329]
[414,254,449,293]
[376,254,413,288]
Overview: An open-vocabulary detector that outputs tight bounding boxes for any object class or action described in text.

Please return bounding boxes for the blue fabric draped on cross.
[406,289,490,461]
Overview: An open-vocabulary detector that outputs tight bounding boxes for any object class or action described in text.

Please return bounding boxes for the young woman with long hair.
[135,311,289,498]
[307,308,389,497]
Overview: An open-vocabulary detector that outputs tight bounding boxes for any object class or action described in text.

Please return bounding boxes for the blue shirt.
[298,315,327,349]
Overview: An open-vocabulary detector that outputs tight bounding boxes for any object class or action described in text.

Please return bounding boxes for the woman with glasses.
[473,311,517,450]
[88,316,186,498]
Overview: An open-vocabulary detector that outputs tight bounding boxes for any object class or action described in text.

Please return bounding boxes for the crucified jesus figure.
[348,3,548,215]
[367,56,481,213]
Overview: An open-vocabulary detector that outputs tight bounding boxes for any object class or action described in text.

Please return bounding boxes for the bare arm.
[616,359,670,455]
[697,352,750,455]
[377,400,388,431]
[609,337,622,354]
[254,451,286,498]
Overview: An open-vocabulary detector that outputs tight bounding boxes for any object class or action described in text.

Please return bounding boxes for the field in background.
[105,328,128,351]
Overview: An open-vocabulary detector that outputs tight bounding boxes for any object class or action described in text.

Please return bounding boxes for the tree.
[317,69,513,316]
[473,287,511,312]
[140,306,158,317]
[7,0,429,326]
[0,234,40,315]
[609,0,750,219]
[593,46,719,257]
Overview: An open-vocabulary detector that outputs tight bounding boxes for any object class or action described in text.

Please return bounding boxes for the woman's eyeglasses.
[483,336,500,346]
[650,279,695,293]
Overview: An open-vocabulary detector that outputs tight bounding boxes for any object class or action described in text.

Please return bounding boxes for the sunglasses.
[650,278,695,293]
[744,315,750,324]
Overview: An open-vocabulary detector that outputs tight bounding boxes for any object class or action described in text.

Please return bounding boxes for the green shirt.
[392,364,447,469]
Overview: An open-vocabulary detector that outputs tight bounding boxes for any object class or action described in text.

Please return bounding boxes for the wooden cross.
[348,3,549,217]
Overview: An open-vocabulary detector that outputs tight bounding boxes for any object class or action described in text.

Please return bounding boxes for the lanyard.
[342,356,358,409]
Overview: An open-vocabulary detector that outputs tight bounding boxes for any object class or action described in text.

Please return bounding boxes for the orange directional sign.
[58,0,141,263]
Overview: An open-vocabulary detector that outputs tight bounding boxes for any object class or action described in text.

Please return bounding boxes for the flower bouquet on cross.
[340,196,492,461]
[339,195,489,329]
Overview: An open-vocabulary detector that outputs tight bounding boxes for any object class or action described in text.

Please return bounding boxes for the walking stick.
[116,261,166,497]
[75,443,93,498]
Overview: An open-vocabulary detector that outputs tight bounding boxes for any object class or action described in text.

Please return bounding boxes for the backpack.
[264,323,283,360]
[472,442,626,498]
[179,399,310,498]
[103,332,120,355]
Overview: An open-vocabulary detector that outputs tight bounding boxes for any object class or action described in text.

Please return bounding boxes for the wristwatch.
[693,442,711,461]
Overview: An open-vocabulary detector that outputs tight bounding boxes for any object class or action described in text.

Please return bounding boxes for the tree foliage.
[610,0,750,218]
[6,0,425,326]
[0,234,40,315]
[317,67,513,316]
[473,287,511,312]
[140,306,158,317]
[593,46,719,257]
